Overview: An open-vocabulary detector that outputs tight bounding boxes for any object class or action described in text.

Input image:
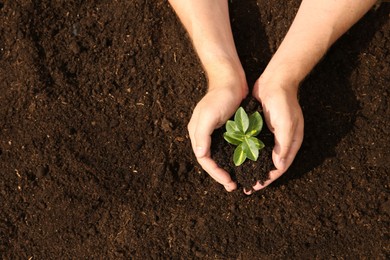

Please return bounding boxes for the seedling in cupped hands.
[223,107,265,166]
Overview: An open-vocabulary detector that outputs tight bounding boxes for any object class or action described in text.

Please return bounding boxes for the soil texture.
[1,0,389,258]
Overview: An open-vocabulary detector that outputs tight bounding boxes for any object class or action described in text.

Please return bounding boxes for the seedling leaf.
[226,120,239,133]
[246,111,263,136]
[243,137,259,161]
[223,131,245,146]
[234,107,249,133]
[233,144,246,166]
[249,136,265,150]
[223,107,265,166]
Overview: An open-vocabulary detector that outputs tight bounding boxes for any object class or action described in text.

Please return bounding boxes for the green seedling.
[223,107,265,166]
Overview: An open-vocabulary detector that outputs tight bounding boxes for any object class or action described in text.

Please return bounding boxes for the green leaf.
[242,137,259,161]
[226,120,239,133]
[246,111,263,136]
[223,107,266,166]
[234,107,249,133]
[233,144,247,166]
[249,136,265,150]
[223,131,245,146]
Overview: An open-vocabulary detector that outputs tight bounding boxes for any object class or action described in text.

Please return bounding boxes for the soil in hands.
[211,98,274,191]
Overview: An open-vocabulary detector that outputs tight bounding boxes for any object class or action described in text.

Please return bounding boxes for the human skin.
[168,0,377,193]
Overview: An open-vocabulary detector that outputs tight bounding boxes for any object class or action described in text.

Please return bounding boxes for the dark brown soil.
[212,98,275,191]
[1,0,389,258]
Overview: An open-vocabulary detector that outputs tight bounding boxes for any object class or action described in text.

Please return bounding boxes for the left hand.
[188,71,247,192]
[246,77,304,194]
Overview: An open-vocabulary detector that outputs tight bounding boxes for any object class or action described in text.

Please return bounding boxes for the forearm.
[261,0,377,86]
[168,0,242,77]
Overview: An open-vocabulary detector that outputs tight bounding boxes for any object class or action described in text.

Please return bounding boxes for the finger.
[187,111,200,154]
[273,116,303,171]
[244,168,284,194]
[188,108,210,156]
[188,107,237,192]
[272,119,296,168]
[244,125,303,195]
[198,156,237,192]
[192,109,220,158]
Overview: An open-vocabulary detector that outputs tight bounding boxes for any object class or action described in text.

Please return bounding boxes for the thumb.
[273,120,303,172]
[193,112,219,158]
[273,124,295,171]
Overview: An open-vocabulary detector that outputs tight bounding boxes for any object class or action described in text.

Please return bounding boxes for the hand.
[188,75,247,192]
[247,77,304,194]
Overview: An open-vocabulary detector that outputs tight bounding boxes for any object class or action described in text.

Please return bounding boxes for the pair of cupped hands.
[187,68,304,194]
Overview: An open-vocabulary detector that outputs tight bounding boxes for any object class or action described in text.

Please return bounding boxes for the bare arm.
[168,0,244,82]
[169,0,247,192]
[251,0,377,192]
[261,0,377,85]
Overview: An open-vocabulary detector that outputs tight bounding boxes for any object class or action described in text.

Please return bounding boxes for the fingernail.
[225,184,231,192]
[225,182,237,192]
[244,188,252,195]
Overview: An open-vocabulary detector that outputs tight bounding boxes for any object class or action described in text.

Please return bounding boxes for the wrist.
[257,66,300,94]
[254,67,301,106]
[202,56,248,99]
[261,50,318,89]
